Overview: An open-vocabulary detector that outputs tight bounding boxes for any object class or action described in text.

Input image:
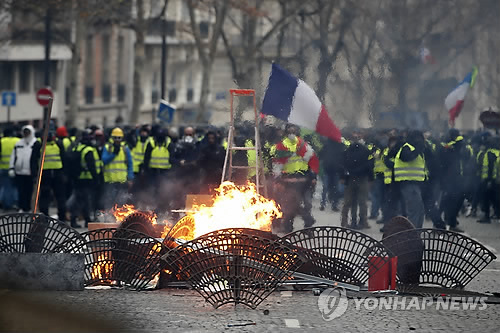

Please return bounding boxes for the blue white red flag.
[261,63,342,142]
[445,67,478,126]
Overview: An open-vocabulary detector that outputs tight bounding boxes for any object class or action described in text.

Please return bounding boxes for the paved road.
[1,193,499,332]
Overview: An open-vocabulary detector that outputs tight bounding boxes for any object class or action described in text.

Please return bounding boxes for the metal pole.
[7,105,10,124]
[32,98,54,214]
[43,7,51,124]
[160,20,167,100]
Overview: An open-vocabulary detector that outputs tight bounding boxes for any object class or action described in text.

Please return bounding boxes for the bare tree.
[221,0,304,90]
[186,0,229,123]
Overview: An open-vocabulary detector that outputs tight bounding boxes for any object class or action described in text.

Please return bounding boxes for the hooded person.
[8,125,41,212]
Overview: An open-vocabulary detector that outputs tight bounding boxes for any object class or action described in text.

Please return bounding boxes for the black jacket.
[342,143,373,179]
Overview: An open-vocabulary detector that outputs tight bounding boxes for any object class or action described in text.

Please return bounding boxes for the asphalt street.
[1,193,499,332]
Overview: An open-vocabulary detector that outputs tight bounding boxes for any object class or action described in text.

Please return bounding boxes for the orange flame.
[111,204,138,222]
[111,204,158,224]
[91,254,113,281]
[188,181,282,239]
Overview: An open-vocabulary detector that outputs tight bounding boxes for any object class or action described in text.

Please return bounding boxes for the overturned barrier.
[61,228,166,290]
[280,226,392,286]
[382,228,497,289]
[161,228,304,309]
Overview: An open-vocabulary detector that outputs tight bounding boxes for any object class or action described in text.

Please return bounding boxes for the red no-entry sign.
[36,88,53,107]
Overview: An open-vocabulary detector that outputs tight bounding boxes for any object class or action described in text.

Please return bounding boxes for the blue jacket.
[102,144,134,181]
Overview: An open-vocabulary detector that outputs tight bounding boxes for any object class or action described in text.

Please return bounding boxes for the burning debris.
[91,254,113,282]
[185,181,282,239]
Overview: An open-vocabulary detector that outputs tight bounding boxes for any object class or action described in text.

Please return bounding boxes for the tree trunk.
[66,10,83,127]
[196,59,213,123]
[130,0,145,125]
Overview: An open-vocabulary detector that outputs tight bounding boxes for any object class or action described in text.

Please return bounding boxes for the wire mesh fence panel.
[279,227,392,286]
[162,228,305,309]
[0,213,83,253]
[61,228,166,290]
[382,228,497,288]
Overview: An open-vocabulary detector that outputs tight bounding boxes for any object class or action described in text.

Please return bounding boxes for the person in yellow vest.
[0,127,20,210]
[101,127,134,209]
[38,131,67,221]
[56,126,74,152]
[478,136,500,223]
[438,129,469,232]
[131,125,152,175]
[380,135,403,232]
[129,125,152,202]
[70,130,99,228]
[272,124,319,233]
[143,128,175,211]
[369,142,385,220]
[393,130,427,229]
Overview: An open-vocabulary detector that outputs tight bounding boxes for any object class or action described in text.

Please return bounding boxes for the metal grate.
[161,228,305,309]
[279,227,392,286]
[0,213,83,253]
[61,228,166,290]
[382,228,497,288]
[119,212,157,237]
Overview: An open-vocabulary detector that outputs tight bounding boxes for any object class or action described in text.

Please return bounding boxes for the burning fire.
[91,254,113,281]
[187,181,282,239]
[111,204,158,224]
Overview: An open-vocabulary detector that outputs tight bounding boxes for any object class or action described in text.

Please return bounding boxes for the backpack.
[67,144,84,180]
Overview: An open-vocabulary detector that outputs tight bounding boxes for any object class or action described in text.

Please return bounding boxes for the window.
[117,84,126,102]
[65,86,70,105]
[186,88,193,102]
[116,36,125,83]
[34,61,56,90]
[152,90,159,104]
[168,88,177,103]
[19,62,30,92]
[101,34,110,100]
[85,86,94,104]
[199,21,209,38]
[166,21,176,37]
[102,84,111,103]
[0,62,14,90]
[85,35,94,86]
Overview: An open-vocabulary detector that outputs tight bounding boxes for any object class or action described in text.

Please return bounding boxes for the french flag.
[445,67,478,126]
[261,63,341,142]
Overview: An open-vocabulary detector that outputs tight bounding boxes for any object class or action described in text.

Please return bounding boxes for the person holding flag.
[261,63,342,233]
[445,67,478,126]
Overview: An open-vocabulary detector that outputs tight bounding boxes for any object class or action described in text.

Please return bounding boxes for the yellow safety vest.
[43,141,63,170]
[78,145,97,180]
[131,137,152,173]
[150,139,171,169]
[280,137,309,174]
[394,143,426,182]
[246,139,257,178]
[62,137,73,151]
[103,142,128,183]
[0,137,19,169]
[481,148,499,180]
[374,148,386,175]
[383,155,394,185]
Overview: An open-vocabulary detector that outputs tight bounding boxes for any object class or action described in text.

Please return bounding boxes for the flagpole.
[32,97,53,214]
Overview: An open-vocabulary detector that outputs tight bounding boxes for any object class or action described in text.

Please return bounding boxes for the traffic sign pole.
[31,97,53,214]
[7,105,10,124]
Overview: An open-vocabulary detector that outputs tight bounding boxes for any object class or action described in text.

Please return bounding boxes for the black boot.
[70,217,82,229]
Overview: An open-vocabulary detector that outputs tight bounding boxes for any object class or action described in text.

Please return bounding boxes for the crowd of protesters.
[0,121,498,233]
